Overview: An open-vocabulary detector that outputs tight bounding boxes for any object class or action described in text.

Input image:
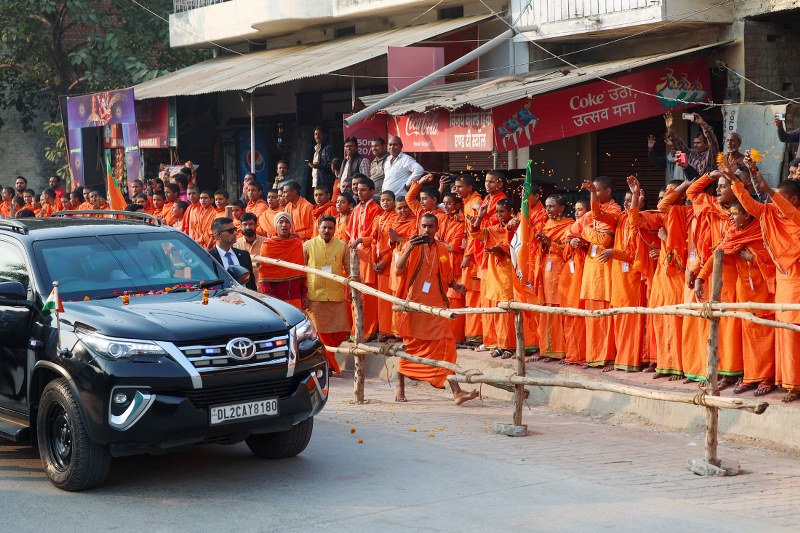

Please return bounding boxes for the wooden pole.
[349,249,365,404]
[512,310,526,427]
[705,248,724,466]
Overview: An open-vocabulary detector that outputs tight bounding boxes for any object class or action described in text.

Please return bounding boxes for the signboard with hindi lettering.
[491,59,711,152]
[386,106,494,152]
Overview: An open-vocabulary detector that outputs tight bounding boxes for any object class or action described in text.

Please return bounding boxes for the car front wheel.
[37,378,111,491]
[246,417,313,459]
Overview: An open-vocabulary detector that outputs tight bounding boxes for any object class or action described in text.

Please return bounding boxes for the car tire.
[37,378,111,491]
[245,417,313,459]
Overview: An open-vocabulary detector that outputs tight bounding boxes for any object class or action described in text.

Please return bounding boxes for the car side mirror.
[227,265,249,282]
[0,281,26,300]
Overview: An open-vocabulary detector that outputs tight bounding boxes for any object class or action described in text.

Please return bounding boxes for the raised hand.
[664,113,674,130]
[647,135,656,151]
[581,180,597,193]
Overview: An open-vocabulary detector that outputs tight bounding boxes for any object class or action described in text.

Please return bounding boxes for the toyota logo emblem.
[226,337,256,360]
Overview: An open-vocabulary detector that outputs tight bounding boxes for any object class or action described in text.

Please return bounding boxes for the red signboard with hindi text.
[491,58,711,152]
[387,106,494,152]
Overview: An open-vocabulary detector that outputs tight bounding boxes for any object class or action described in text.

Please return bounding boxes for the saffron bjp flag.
[105,151,127,210]
[516,159,534,286]
[42,286,64,314]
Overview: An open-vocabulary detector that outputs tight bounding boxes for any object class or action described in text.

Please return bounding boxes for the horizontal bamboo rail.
[253,256,455,319]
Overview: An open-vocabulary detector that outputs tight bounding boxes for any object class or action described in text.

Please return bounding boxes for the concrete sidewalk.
[335,342,800,452]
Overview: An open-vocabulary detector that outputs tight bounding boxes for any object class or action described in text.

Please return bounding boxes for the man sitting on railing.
[394,213,478,405]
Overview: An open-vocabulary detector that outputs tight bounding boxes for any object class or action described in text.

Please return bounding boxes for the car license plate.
[209,398,278,425]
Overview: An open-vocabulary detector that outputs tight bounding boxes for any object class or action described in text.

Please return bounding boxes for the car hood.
[62,288,305,342]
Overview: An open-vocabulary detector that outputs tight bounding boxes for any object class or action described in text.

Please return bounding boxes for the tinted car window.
[33,231,229,300]
[0,241,29,290]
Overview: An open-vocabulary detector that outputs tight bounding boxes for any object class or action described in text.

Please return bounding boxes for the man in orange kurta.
[282,181,315,240]
[695,199,776,395]
[334,192,354,242]
[470,198,517,357]
[257,189,283,238]
[477,171,508,350]
[186,190,217,249]
[561,200,589,365]
[245,181,268,218]
[532,195,573,361]
[727,169,800,402]
[258,212,307,311]
[311,186,338,237]
[372,190,398,341]
[394,214,478,405]
[38,189,57,218]
[348,177,382,340]
[388,196,419,337]
[455,174,484,344]
[571,177,620,369]
[406,175,447,227]
[596,178,644,371]
[0,187,14,218]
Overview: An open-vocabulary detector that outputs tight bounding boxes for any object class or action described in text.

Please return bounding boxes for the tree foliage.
[0,0,209,172]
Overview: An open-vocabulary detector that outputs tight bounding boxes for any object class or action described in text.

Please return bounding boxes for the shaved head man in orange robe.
[394,214,478,405]
[532,194,573,361]
[726,163,800,402]
[571,177,620,370]
[388,195,420,337]
[455,174,484,346]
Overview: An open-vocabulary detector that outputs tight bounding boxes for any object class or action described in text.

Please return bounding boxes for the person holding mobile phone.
[775,112,800,157]
[664,112,719,176]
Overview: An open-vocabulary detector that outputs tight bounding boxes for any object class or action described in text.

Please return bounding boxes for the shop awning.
[132,15,492,100]
[357,41,731,114]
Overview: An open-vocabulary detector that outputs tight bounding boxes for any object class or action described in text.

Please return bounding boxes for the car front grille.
[181,376,299,409]
[175,334,290,372]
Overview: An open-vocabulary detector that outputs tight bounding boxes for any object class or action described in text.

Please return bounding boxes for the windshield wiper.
[170,279,225,293]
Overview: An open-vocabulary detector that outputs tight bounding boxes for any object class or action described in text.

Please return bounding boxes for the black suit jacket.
[209,247,258,291]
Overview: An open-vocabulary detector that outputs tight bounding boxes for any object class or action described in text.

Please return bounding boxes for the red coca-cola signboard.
[491,59,711,152]
[387,106,494,152]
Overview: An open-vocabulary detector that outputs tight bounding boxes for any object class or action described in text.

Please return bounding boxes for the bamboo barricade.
[251,254,783,458]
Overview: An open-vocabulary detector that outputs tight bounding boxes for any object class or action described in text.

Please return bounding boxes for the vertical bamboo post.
[350,248,365,404]
[705,248,724,466]
[513,310,526,427]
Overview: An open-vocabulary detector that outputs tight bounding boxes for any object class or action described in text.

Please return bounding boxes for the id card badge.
[591,245,598,257]
[622,262,630,273]
[569,261,576,274]
[421,281,431,294]
[321,265,332,274]
[689,250,697,261]
[545,260,552,272]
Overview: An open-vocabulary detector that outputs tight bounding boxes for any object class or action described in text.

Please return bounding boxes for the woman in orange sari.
[532,194,573,361]
[258,212,307,310]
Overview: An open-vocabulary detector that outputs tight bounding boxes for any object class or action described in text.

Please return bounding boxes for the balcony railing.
[173,0,231,13]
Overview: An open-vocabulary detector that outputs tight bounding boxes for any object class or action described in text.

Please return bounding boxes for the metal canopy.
[132,15,492,100]
[357,42,731,114]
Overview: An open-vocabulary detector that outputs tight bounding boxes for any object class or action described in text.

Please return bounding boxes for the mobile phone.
[677,152,687,165]
[777,113,786,121]
[417,234,430,244]
[682,113,695,121]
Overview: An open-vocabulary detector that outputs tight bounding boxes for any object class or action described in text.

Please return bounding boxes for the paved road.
[2,377,799,532]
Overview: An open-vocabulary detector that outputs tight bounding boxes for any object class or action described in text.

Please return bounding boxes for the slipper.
[733,382,756,394]
[491,349,503,358]
[755,384,776,397]
[500,350,514,359]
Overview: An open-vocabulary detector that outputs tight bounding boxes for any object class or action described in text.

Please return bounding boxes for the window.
[0,241,29,290]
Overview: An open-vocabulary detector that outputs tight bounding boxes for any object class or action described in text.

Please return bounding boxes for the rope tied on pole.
[700,300,720,320]
[692,386,711,408]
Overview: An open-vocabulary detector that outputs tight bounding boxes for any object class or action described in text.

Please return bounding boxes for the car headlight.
[77,330,167,360]
[292,317,319,345]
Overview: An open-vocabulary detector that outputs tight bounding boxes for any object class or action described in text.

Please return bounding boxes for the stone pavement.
[329,376,800,529]
[336,342,800,450]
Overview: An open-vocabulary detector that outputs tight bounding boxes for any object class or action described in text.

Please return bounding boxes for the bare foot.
[642,363,656,373]
[525,355,539,363]
[454,390,479,405]
[668,374,683,381]
[782,392,798,403]
[652,373,667,379]
[602,364,614,372]
[682,378,693,384]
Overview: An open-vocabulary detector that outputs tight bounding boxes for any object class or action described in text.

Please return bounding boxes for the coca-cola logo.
[404,112,440,137]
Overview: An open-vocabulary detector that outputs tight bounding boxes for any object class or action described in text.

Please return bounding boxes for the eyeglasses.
[217,227,237,235]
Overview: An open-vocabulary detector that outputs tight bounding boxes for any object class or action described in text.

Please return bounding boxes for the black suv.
[0,213,327,491]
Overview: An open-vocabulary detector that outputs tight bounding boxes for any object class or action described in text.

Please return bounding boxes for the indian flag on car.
[42,286,64,314]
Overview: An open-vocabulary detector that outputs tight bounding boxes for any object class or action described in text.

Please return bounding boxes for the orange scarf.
[312,201,335,219]
[258,236,305,281]
[719,218,776,282]
[530,217,573,290]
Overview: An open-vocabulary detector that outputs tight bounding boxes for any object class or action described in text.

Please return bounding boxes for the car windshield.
[33,231,230,301]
